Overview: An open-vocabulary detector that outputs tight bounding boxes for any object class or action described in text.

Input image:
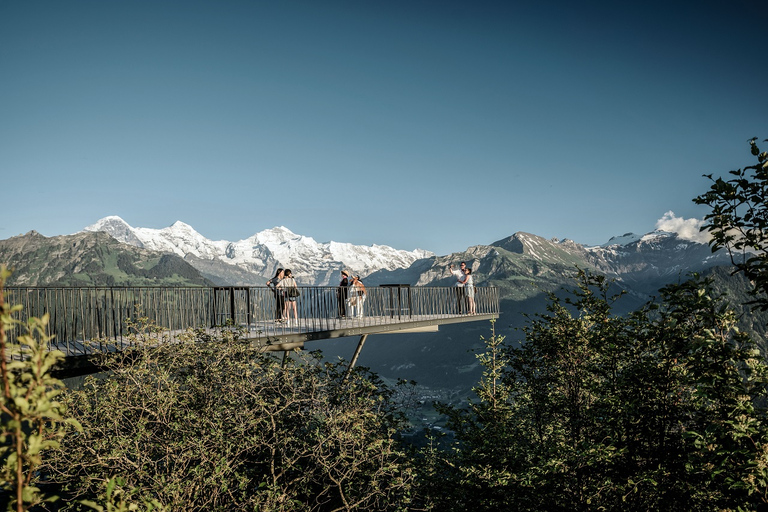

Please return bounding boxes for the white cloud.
[655,211,711,244]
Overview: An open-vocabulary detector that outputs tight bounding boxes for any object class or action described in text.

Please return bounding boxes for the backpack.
[285,277,300,298]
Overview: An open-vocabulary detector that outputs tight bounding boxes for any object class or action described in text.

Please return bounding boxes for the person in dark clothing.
[266,268,285,322]
[337,269,349,317]
[449,262,467,314]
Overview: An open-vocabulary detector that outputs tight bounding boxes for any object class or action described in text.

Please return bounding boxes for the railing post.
[211,288,217,328]
[406,286,412,318]
[229,287,235,325]
[247,289,252,327]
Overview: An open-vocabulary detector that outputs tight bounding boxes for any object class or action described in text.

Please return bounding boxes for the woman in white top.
[348,275,367,318]
[460,268,476,315]
[276,269,299,323]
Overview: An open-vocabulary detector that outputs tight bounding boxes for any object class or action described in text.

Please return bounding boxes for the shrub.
[45,319,414,511]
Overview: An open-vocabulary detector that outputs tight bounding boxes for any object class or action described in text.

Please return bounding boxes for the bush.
[45,320,414,511]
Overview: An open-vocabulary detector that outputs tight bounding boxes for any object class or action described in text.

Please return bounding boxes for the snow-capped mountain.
[83,216,434,286]
[493,229,733,292]
[0,213,733,299]
[362,228,734,301]
[600,232,642,247]
[79,215,734,295]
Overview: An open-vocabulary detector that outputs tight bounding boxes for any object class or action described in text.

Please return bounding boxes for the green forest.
[2,139,768,511]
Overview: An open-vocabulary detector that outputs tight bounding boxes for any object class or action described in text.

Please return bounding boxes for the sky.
[1,0,766,256]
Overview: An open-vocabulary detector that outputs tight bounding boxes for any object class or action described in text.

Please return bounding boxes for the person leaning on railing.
[449,262,466,314]
[460,267,476,315]
[337,270,350,318]
[266,268,285,322]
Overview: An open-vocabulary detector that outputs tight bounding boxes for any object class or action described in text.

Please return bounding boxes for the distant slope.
[0,231,213,286]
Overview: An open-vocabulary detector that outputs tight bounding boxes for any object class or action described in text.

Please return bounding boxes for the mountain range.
[83,216,434,286]
[77,216,734,298]
[0,229,211,287]
[1,216,735,298]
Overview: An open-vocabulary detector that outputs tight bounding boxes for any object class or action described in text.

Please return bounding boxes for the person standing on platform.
[460,267,476,315]
[449,262,467,314]
[337,270,350,318]
[266,268,285,322]
[277,269,300,323]
[348,275,367,318]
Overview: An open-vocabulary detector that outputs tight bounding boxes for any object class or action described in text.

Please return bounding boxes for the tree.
[419,271,768,511]
[416,322,527,512]
[695,137,768,311]
[0,265,80,511]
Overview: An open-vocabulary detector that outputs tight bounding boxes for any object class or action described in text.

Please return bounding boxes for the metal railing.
[3,285,499,356]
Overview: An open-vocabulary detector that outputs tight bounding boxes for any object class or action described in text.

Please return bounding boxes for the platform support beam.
[343,334,369,381]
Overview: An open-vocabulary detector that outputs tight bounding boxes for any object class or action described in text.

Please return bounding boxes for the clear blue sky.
[1,0,766,255]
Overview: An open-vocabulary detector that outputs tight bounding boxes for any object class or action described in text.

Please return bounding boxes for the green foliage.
[45,317,414,511]
[695,136,768,311]
[0,265,82,511]
[78,477,164,512]
[0,267,165,512]
[419,270,768,511]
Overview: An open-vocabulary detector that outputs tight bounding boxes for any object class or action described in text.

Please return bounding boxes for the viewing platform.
[5,285,499,376]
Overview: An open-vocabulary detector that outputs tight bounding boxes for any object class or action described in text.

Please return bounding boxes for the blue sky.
[1,0,766,255]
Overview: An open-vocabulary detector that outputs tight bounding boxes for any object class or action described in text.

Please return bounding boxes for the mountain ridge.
[83,216,434,286]
[81,216,733,292]
[0,230,212,287]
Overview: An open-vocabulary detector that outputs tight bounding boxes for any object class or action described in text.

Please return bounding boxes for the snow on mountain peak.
[84,215,131,231]
[253,226,302,246]
[169,220,195,231]
[600,233,641,247]
[81,217,434,285]
[640,230,675,242]
[84,216,143,247]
